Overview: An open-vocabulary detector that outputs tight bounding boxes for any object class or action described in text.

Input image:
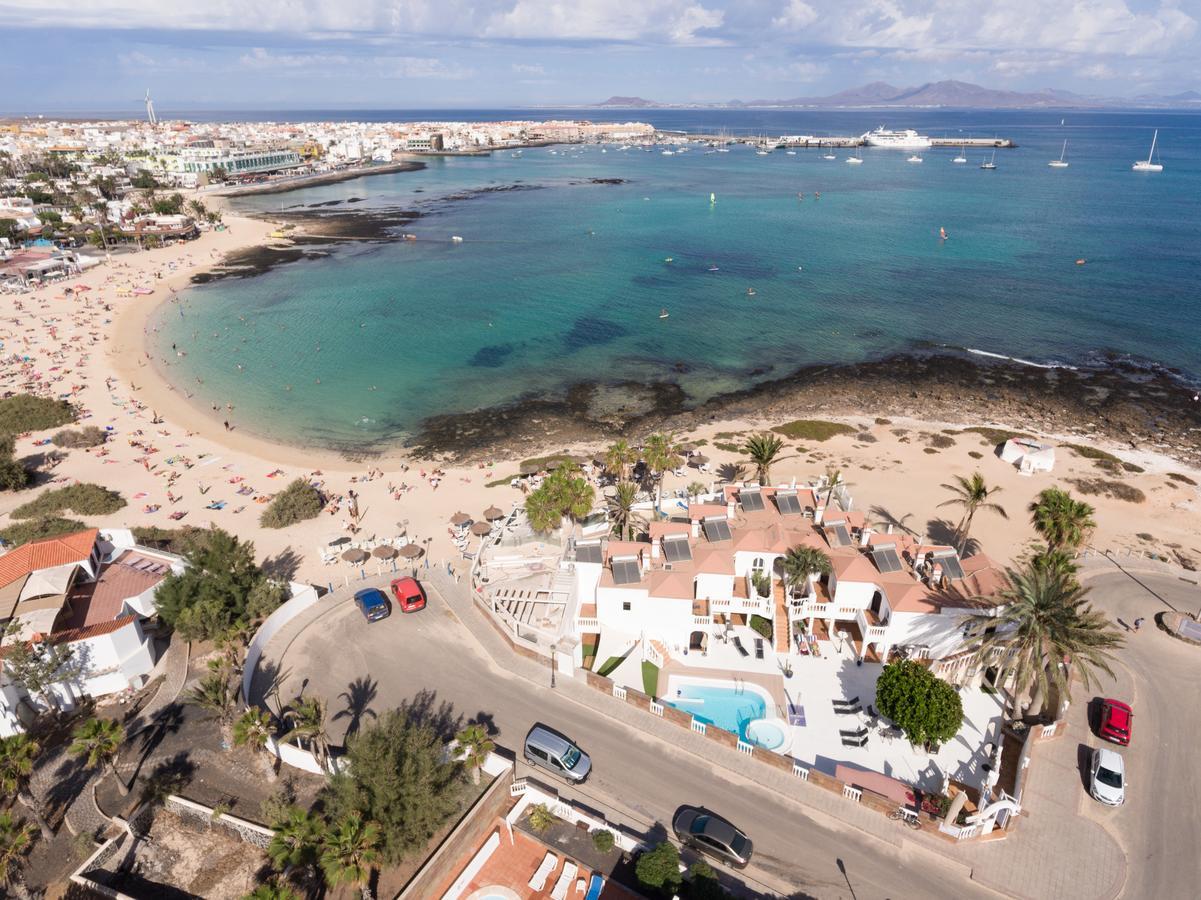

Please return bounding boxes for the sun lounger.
[787,702,806,726]
[528,852,558,891]
[551,861,578,900]
[833,696,860,708]
[754,638,764,659]
[733,636,749,657]
[839,726,868,738]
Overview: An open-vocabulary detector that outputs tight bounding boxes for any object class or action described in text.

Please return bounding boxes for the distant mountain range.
[594,81,1201,110]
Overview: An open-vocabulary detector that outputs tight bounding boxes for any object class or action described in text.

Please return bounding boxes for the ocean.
[150,109,1201,452]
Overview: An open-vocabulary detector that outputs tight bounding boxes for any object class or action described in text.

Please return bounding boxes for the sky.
[0,0,1198,112]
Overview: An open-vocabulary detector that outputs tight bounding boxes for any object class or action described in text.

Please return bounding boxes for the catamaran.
[1132,130,1163,172]
[980,150,997,170]
[1048,140,1069,168]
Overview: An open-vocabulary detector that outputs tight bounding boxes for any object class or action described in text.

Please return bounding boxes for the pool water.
[666,683,767,741]
[744,718,788,751]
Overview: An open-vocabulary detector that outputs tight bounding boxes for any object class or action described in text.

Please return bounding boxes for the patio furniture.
[787,702,806,726]
[754,638,764,659]
[551,861,578,900]
[529,852,558,891]
[839,726,868,738]
[733,636,750,657]
[833,696,860,708]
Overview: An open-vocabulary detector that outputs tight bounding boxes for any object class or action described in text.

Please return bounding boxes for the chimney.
[726,499,736,518]
[651,536,661,559]
[691,519,701,539]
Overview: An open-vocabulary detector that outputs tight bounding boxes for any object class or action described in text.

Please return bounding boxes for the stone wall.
[164,795,275,849]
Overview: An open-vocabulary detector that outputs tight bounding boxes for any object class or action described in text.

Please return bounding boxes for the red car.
[389,577,427,613]
[1098,698,1133,745]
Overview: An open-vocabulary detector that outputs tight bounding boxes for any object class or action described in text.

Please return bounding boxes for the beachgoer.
[1133,617,1144,632]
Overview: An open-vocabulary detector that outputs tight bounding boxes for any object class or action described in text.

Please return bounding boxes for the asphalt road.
[258,589,995,900]
[1071,568,1201,900]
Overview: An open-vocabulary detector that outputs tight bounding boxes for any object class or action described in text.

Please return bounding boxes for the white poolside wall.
[240,581,323,705]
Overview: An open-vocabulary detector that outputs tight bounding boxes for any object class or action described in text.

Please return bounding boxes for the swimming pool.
[665,680,769,742]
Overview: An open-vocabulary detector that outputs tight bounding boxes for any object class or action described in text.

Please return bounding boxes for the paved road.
[257,590,994,900]
[1072,567,1201,900]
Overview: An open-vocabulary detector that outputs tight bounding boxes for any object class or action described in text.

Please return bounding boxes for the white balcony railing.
[866,625,888,641]
[576,616,600,630]
[691,615,712,627]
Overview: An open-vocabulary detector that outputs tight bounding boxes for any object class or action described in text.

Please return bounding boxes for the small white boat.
[1132,129,1163,172]
[746,287,757,297]
[708,265,719,272]
[756,150,770,156]
[662,150,675,156]
[715,147,730,153]
[786,150,796,155]
[451,235,464,243]
[710,192,716,204]
[953,143,967,163]
[846,150,863,165]
[659,309,669,319]
[980,151,997,170]
[822,151,836,160]
[907,154,923,163]
[1049,140,1069,168]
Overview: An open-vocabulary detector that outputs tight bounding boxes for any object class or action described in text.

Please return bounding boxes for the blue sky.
[0,0,1197,112]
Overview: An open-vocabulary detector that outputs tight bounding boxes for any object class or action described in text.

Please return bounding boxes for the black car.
[672,807,753,869]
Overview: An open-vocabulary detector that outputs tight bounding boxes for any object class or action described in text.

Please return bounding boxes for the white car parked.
[1089,746,1126,806]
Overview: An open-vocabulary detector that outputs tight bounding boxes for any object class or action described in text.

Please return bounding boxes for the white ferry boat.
[861,127,933,149]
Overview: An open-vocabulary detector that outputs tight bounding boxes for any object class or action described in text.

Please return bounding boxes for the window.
[622,601,632,611]
[528,746,548,761]
[752,556,766,574]
[663,535,692,562]
[740,489,765,512]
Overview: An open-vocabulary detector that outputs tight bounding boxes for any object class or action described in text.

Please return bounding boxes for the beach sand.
[3,211,1199,586]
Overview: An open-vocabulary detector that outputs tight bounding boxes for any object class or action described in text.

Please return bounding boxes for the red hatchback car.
[1099,698,1133,745]
[389,577,427,613]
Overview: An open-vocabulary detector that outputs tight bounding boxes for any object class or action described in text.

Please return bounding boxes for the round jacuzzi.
[744,718,790,752]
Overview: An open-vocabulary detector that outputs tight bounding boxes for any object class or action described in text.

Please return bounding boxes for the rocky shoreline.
[407,350,1201,466]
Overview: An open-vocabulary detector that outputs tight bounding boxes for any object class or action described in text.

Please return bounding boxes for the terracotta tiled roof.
[0,529,97,590]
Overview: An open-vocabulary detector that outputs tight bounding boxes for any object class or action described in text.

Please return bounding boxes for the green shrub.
[131,525,211,556]
[875,660,963,746]
[591,829,615,853]
[771,419,854,442]
[641,661,660,697]
[0,517,88,546]
[51,426,107,449]
[259,478,323,528]
[0,394,76,434]
[749,614,773,641]
[636,841,681,892]
[1063,443,1121,464]
[928,434,956,449]
[11,483,126,519]
[1067,478,1146,504]
[712,442,740,453]
[0,452,29,491]
[527,803,557,834]
[1168,472,1197,486]
[958,426,1032,446]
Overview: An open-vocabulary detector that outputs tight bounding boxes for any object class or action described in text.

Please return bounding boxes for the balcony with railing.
[575,602,600,631]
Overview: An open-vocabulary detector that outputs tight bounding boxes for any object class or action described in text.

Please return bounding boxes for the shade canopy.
[470,521,493,536]
[341,548,369,563]
[689,454,710,466]
[483,505,505,520]
[450,512,472,526]
[372,545,398,559]
[399,543,424,559]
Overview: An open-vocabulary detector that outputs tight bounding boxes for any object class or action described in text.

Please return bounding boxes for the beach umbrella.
[372,545,398,559]
[450,511,472,526]
[399,543,423,559]
[518,461,543,476]
[470,521,493,536]
[341,548,369,564]
[689,454,710,467]
[483,505,505,521]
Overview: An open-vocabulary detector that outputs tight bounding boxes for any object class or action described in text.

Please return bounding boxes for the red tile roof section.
[0,529,97,589]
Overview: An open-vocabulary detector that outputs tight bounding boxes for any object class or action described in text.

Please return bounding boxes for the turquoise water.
[152,110,1201,450]
[666,683,767,740]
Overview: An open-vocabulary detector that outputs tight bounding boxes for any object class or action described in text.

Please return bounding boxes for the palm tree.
[1029,487,1096,552]
[187,199,208,220]
[244,881,301,900]
[455,723,495,786]
[267,806,324,875]
[524,466,595,538]
[962,565,1123,719]
[0,735,52,841]
[283,696,331,772]
[189,668,238,748]
[782,546,832,598]
[606,481,644,540]
[320,813,380,896]
[741,432,787,485]
[604,439,638,483]
[233,707,278,782]
[938,472,1008,554]
[0,812,36,896]
[69,717,128,797]
[642,433,683,515]
[822,468,846,514]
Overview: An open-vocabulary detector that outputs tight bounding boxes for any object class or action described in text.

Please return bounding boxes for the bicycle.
[889,806,922,829]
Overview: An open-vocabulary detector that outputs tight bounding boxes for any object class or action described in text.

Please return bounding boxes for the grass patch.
[1067,477,1146,504]
[689,438,708,447]
[641,661,660,697]
[771,419,855,442]
[0,516,88,546]
[518,453,578,473]
[1168,472,1198,486]
[11,483,125,519]
[1121,462,1145,474]
[1063,443,1121,464]
[855,432,878,443]
[959,426,1032,445]
[51,426,108,449]
[0,394,76,434]
[596,656,624,678]
[968,450,984,459]
[130,525,212,556]
[485,475,516,488]
[749,614,773,641]
[713,431,738,440]
[923,447,939,454]
[712,441,740,453]
[260,478,324,528]
[928,434,956,449]
[874,417,892,426]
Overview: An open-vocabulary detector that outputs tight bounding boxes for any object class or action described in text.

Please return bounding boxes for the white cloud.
[772,0,818,31]
[239,47,350,68]
[512,62,545,74]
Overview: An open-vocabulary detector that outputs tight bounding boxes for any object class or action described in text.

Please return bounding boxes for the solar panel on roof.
[776,491,802,515]
[702,517,732,542]
[575,541,603,564]
[662,536,692,562]
[826,521,851,546]
[871,542,903,573]
[933,551,965,580]
[740,490,765,512]
[611,557,641,585]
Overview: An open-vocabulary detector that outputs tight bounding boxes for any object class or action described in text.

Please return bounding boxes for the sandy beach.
[2,209,1199,587]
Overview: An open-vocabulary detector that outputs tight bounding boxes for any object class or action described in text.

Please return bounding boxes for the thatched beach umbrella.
[470,521,493,537]
[341,548,369,564]
[689,454,710,467]
[372,545,398,559]
[483,505,505,521]
[450,511,472,526]
[399,543,423,559]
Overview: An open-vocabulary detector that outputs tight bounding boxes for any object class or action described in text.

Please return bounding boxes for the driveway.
[253,582,996,900]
